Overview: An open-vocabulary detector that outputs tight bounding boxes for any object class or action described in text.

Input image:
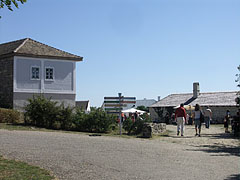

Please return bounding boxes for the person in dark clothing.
[224,110,231,133]
[165,112,170,124]
[134,111,138,121]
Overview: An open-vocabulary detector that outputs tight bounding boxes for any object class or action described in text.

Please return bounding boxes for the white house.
[0,38,83,110]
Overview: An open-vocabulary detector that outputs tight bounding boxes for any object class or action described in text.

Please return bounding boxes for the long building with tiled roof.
[149,83,239,123]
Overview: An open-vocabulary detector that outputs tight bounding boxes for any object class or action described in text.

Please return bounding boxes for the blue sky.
[1,0,239,107]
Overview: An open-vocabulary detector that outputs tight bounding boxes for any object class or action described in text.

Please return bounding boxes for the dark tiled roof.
[0,38,83,61]
[76,101,89,110]
[150,91,238,107]
[0,38,26,56]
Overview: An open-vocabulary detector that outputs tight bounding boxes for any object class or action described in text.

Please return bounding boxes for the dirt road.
[0,125,239,180]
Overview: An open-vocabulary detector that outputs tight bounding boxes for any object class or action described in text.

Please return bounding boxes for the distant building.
[76,101,90,113]
[149,82,239,123]
[0,38,83,110]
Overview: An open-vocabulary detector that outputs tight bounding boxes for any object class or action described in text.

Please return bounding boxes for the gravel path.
[0,125,239,180]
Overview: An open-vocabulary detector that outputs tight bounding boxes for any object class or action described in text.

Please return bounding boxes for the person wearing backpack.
[193,104,203,137]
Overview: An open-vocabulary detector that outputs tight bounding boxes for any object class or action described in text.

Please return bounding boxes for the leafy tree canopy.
[0,0,26,11]
[136,106,149,113]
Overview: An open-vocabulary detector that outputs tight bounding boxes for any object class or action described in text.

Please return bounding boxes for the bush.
[56,104,74,130]
[24,96,59,128]
[24,96,116,133]
[122,117,134,133]
[0,108,22,124]
[123,113,151,135]
[72,107,116,133]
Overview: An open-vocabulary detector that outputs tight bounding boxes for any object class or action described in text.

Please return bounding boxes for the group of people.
[175,103,212,137]
[175,104,240,137]
[120,111,139,123]
[224,109,240,134]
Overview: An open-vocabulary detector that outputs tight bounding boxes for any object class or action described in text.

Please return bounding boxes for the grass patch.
[0,123,42,131]
[0,156,55,180]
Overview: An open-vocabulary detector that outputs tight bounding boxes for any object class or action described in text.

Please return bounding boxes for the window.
[31,66,40,80]
[45,67,54,80]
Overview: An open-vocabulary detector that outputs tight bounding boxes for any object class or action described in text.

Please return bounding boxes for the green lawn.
[0,156,55,180]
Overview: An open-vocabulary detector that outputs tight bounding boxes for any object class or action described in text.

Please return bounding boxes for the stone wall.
[142,123,166,138]
[0,57,14,108]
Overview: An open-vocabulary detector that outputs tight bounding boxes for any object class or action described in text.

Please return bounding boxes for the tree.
[0,0,26,11]
[235,65,240,106]
[136,106,149,113]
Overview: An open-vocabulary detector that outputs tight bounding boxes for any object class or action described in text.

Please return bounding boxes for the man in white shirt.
[205,106,212,128]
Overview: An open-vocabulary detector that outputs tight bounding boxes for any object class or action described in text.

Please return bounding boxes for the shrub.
[25,96,117,133]
[72,107,116,133]
[72,107,87,131]
[123,113,151,135]
[0,108,22,124]
[56,104,74,130]
[122,117,134,133]
[24,96,59,128]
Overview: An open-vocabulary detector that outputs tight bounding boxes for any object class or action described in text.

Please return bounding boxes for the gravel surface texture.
[0,125,239,180]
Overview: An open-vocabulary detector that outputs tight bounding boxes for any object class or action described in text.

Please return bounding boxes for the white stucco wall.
[14,56,76,94]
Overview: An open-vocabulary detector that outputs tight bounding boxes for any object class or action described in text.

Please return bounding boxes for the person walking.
[175,103,187,136]
[224,110,231,133]
[205,106,212,128]
[193,104,202,137]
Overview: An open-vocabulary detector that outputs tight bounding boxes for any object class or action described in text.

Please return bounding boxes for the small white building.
[76,101,91,113]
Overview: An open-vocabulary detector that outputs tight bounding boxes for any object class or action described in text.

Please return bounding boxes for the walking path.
[163,125,239,148]
[0,125,239,180]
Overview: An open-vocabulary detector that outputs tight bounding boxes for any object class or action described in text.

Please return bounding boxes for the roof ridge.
[0,38,28,52]
[170,91,237,96]
[26,38,82,58]
[200,91,238,94]
[170,93,192,95]
[0,38,27,45]
[13,38,29,53]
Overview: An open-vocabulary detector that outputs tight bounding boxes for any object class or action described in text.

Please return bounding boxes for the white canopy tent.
[122,108,146,117]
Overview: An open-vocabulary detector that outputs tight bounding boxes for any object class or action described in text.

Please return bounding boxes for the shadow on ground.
[169,131,240,157]
[188,144,240,157]
[224,173,240,180]
[204,132,240,140]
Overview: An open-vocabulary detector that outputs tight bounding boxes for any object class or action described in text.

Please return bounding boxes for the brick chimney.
[193,82,200,98]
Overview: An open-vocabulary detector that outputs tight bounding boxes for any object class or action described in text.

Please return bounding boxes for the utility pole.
[118,93,122,135]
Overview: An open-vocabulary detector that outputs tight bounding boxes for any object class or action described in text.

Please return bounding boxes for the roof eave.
[0,52,83,62]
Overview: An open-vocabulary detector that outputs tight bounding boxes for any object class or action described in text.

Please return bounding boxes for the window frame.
[30,66,40,80]
[45,67,55,81]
